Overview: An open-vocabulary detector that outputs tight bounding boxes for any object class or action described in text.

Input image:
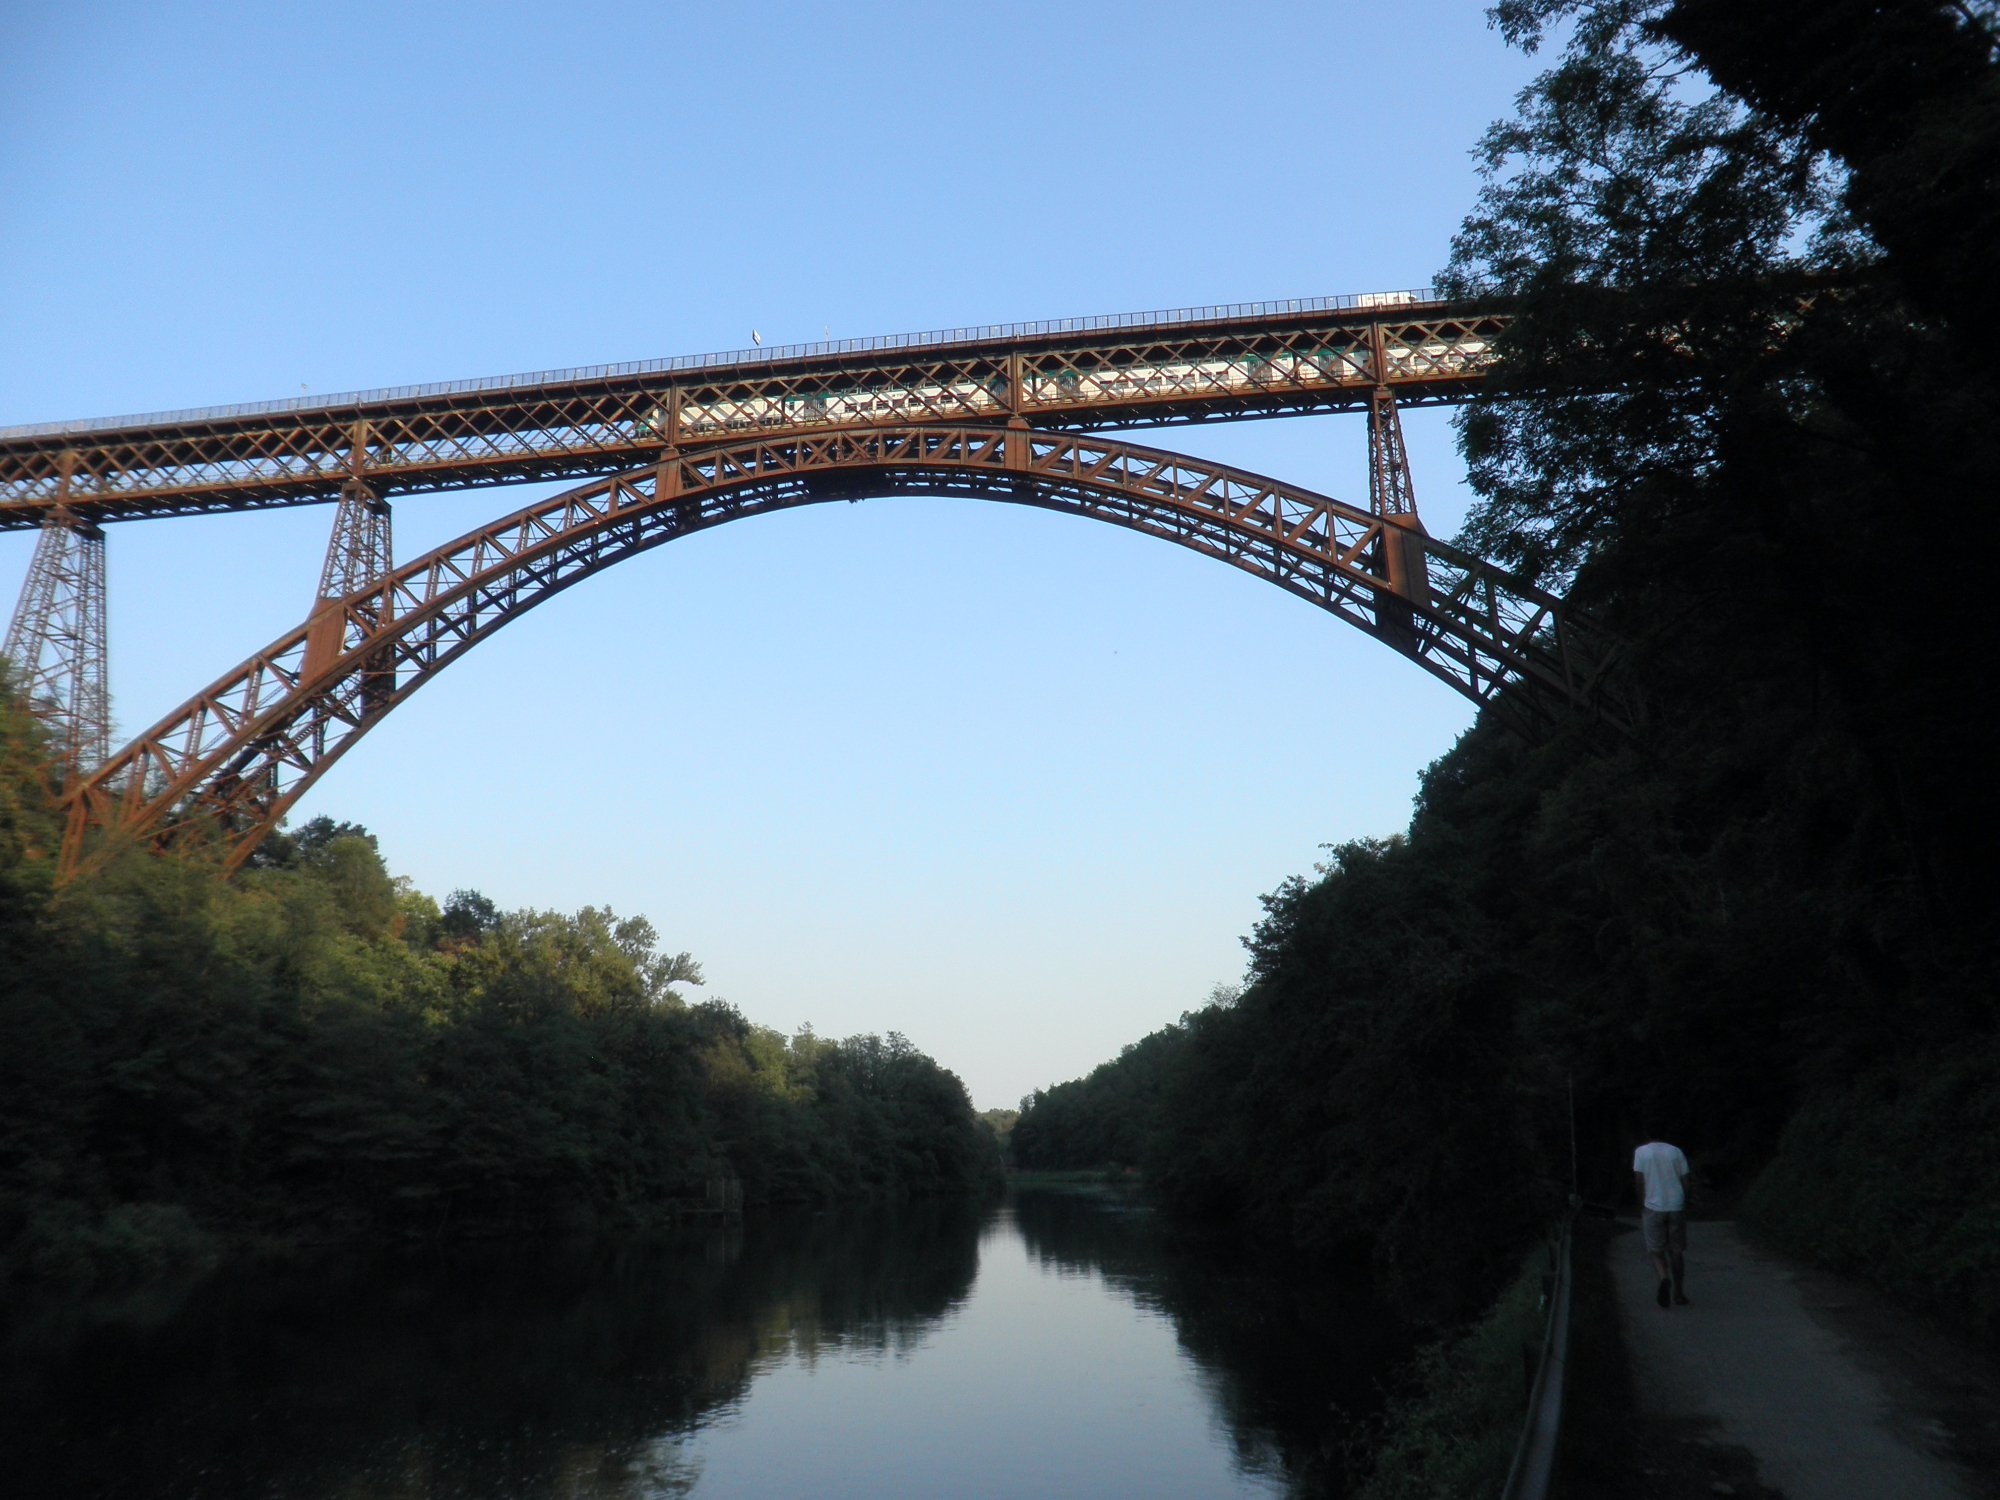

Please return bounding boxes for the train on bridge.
[0,289,1507,522]
[651,329,1490,443]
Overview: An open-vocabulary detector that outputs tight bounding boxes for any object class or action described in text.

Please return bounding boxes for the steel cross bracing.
[315,481,393,602]
[0,292,1509,524]
[57,424,1627,876]
[2,506,110,772]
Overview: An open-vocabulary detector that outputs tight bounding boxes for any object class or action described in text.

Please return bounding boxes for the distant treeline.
[0,710,1000,1287]
[1016,0,2000,1338]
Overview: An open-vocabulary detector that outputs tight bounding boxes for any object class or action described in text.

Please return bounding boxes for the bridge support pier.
[1367,380,1432,635]
[303,470,394,705]
[2,501,111,774]
[315,476,394,605]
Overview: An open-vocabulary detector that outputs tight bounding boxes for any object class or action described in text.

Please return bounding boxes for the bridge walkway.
[1606,1217,1999,1499]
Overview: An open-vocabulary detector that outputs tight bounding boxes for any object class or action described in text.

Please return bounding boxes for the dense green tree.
[1646,0,2000,337]
[1011,1022,1192,1172]
[1016,1,2000,1332]
[1461,2,2000,947]
[439,886,500,943]
[0,695,999,1288]
[0,669,59,975]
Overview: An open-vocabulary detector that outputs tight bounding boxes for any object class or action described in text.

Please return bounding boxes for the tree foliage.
[1015,1,2000,1334]
[1011,1022,1191,1172]
[0,720,999,1289]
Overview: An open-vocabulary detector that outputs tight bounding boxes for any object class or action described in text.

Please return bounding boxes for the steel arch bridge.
[0,290,1625,876]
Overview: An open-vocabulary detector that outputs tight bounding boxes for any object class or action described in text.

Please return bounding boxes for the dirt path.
[1607,1217,2000,1499]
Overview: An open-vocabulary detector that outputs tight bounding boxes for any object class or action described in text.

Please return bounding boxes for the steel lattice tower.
[302,458,395,694]
[315,478,393,604]
[1368,384,1421,522]
[1364,327,1431,631]
[2,506,110,772]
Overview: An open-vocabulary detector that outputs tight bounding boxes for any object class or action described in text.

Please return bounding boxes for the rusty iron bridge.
[0,288,1625,875]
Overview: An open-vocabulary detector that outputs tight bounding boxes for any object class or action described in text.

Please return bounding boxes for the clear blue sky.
[1,1,1543,1109]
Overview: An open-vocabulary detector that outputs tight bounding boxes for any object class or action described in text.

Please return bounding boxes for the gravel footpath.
[1608,1217,2000,1500]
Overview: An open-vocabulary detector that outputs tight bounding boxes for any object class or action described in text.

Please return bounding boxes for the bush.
[1355,1239,1554,1500]
[14,1200,222,1289]
[1740,1041,2000,1343]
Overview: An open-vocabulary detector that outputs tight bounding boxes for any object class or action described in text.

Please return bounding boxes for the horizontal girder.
[1,292,1510,527]
[58,424,1624,875]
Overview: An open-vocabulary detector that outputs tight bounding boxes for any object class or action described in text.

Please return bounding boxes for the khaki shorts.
[1642,1208,1687,1255]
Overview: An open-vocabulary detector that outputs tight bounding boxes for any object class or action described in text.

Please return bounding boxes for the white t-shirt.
[1633,1141,1689,1212]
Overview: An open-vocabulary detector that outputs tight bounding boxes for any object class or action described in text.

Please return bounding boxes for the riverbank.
[1348,1238,1552,1499]
[1005,1167,1143,1191]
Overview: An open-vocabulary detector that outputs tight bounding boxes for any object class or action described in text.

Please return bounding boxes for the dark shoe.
[1673,1290,1689,1305]
[1657,1278,1672,1308]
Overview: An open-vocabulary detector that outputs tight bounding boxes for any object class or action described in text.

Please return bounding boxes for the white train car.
[634,302,1489,440]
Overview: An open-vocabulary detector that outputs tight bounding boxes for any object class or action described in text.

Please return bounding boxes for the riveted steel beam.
[1,294,1510,525]
[58,424,1626,877]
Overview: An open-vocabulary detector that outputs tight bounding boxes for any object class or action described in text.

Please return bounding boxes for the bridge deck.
[0,290,1509,526]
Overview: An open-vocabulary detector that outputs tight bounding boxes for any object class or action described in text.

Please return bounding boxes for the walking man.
[1633,1130,1691,1307]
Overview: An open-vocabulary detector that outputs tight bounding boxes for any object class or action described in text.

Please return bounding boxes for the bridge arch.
[60,425,1624,873]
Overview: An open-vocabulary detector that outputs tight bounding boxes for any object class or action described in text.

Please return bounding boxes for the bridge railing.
[0,288,1444,441]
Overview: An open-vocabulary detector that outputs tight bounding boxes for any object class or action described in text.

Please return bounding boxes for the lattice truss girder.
[60,425,1622,873]
[2,509,110,771]
[1,312,1508,520]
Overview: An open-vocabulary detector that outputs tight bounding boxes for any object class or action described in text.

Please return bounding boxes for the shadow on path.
[1607,1217,2000,1500]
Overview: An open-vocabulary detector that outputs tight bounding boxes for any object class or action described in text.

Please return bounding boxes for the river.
[10,1188,1407,1498]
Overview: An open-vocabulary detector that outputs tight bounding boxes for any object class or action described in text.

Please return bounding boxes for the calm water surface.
[11,1190,1403,1498]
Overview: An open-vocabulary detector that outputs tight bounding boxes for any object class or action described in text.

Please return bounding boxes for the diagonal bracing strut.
[3,455,111,775]
[56,424,1630,879]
